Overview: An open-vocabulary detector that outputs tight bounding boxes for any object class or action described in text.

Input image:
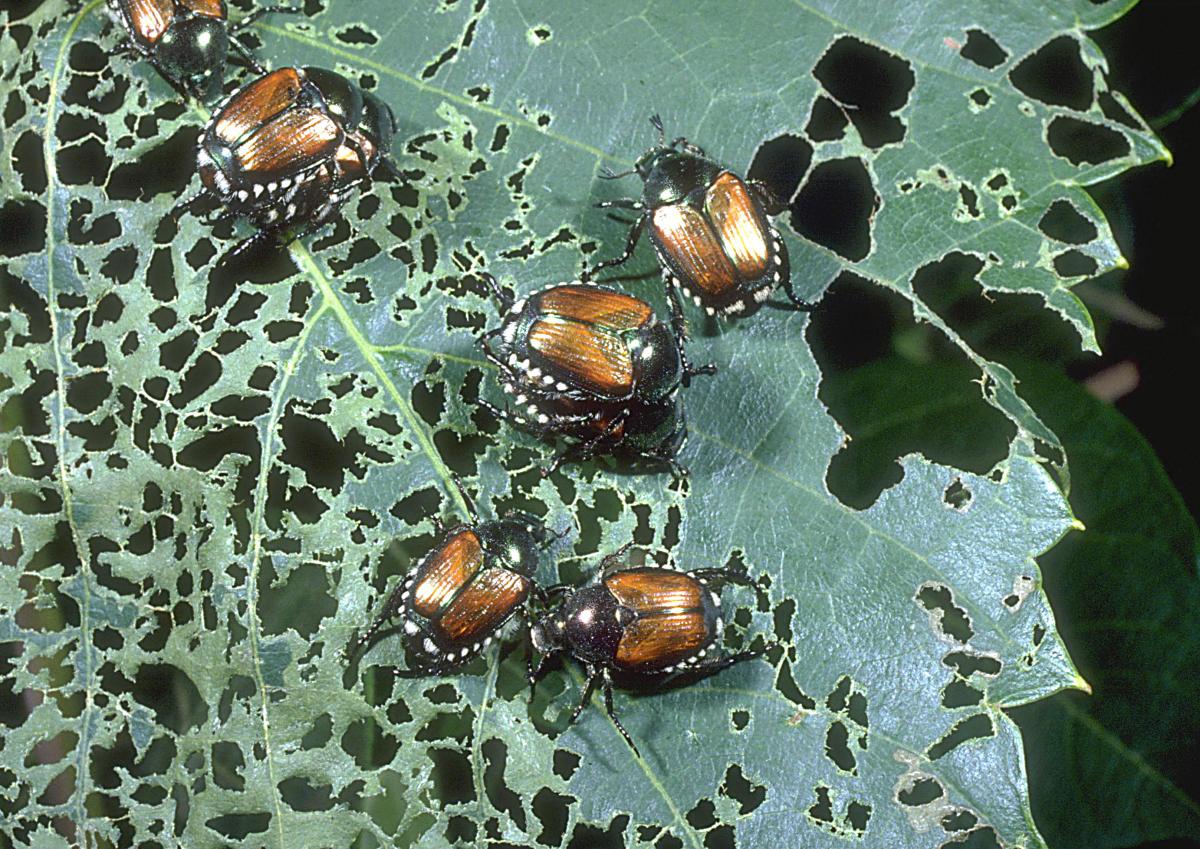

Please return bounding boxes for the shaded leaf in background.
[819,354,1200,849]
[0,1,1171,848]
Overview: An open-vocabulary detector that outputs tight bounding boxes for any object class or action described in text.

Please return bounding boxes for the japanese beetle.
[107,0,296,99]
[529,549,767,755]
[349,480,559,673]
[477,276,711,478]
[188,66,398,257]
[592,115,813,337]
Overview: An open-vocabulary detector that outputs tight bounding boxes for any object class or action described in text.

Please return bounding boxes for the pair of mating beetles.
[348,481,768,755]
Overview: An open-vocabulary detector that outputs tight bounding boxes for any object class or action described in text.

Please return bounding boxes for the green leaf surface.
[0,1,1165,847]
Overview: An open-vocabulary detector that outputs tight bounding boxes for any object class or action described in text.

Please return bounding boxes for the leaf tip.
[1072,672,1093,695]
[1070,518,1086,532]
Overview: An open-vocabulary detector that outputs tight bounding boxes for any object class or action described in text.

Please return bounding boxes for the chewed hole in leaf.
[899,777,945,806]
[748,134,812,206]
[533,786,573,846]
[927,713,996,760]
[0,200,46,257]
[959,29,1009,69]
[1099,90,1143,129]
[805,95,848,141]
[279,776,334,812]
[1039,199,1099,244]
[132,664,206,735]
[811,269,1014,508]
[566,813,629,848]
[333,23,380,46]
[940,826,1003,849]
[1053,249,1099,279]
[1009,36,1094,112]
[968,88,992,110]
[106,127,196,201]
[790,158,875,261]
[341,715,400,769]
[206,811,272,839]
[813,36,914,148]
[942,809,980,832]
[943,650,1002,678]
[942,679,985,709]
[825,720,857,773]
[943,479,972,511]
[916,583,974,644]
[1046,115,1131,165]
[483,738,525,830]
[721,763,767,815]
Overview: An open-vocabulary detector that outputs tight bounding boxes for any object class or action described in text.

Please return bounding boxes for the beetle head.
[361,90,398,155]
[304,66,365,128]
[156,16,228,98]
[530,612,565,656]
[477,516,543,577]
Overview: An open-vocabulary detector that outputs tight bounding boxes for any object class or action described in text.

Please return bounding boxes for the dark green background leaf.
[0,1,1168,847]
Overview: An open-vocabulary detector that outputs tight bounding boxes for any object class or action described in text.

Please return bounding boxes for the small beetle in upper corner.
[591,115,813,337]
[529,547,771,756]
[182,65,399,258]
[477,275,713,478]
[348,479,561,674]
[107,0,297,99]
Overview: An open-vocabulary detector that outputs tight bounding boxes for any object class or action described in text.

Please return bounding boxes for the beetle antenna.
[649,113,666,146]
[447,474,478,521]
[599,166,636,180]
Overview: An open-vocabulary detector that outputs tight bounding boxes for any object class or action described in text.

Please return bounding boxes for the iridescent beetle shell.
[349,487,554,672]
[478,277,713,478]
[191,66,398,256]
[592,115,813,335]
[529,553,768,755]
[107,0,292,99]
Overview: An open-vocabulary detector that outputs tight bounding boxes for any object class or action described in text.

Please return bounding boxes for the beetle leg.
[226,36,267,75]
[779,274,816,312]
[686,645,770,678]
[669,136,707,158]
[229,4,302,33]
[588,214,645,280]
[682,359,718,386]
[649,113,667,145]
[168,185,209,221]
[688,567,754,588]
[342,132,374,176]
[602,669,641,756]
[543,409,627,477]
[346,575,412,661]
[595,197,643,212]
[567,665,602,727]
[528,640,560,690]
[536,583,574,604]
[597,543,635,578]
[376,155,404,181]
[479,271,514,310]
[225,226,284,263]
[746,179,789,216]
[676,317,717,387]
